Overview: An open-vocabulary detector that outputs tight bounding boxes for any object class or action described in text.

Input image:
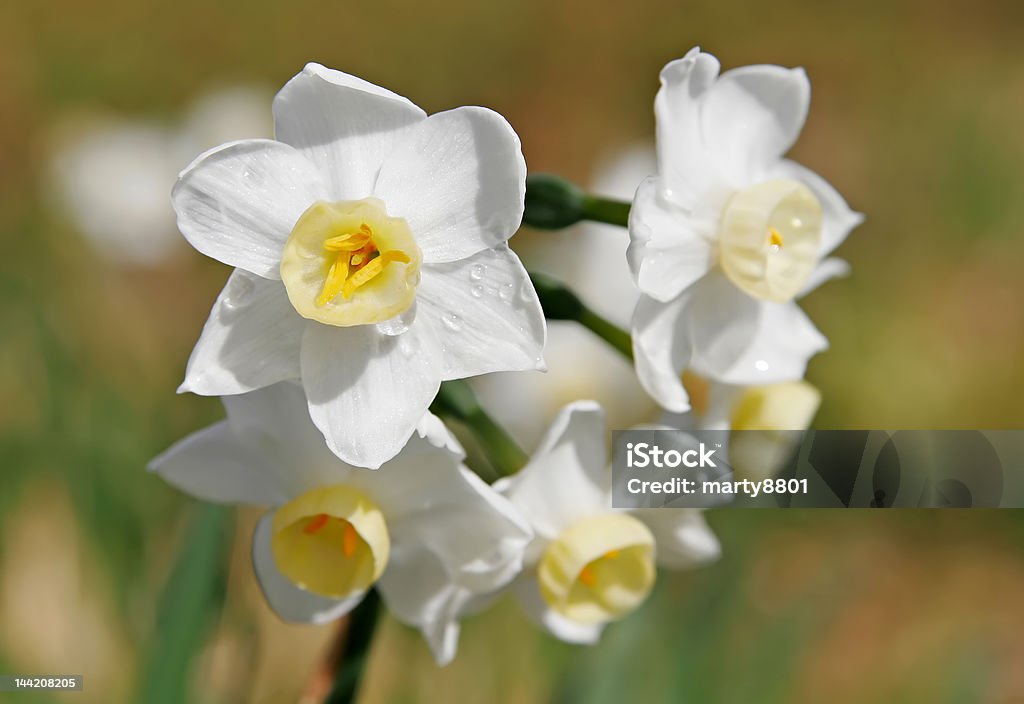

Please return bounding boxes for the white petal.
[511,574,603,645]
[252,513,364,624]
[772,159,864,257]
[179,271,303,396]
[691,298,827,385]
[631,294,692,412]
[346,419,468,518]
[654,48,727,209]
[377,545,476,666]
[299,320,442,469]
[220,382,345,494]
[374,107,526,264]
[380,467,531,594]
[696,381,745,431]
[172,139,326,278]
[799,257,851,298]
[684,272,763,380]
[273,63,426,200]
[414,412,467,458]
[635,272,820,408]
[148,420,287,505]
[417,247,546,380]
[628,176,714,302]
[501,402,609,538]
[631,509,721,569]
[700,65,810,185]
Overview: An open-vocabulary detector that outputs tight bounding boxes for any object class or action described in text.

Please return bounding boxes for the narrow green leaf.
[137,503,233,704]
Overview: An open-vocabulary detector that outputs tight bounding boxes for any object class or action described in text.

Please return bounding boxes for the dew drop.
[377,305,415,336]
[471,285,484,298]
[498,282,514,301]
[519,281,535,302]
[470,264,486,281]
[442,313,461,332]
[223,275,255,310]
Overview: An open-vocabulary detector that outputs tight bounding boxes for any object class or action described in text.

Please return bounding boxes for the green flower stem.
[578,307,634,360]
[523,173,631,229]
[431,379,528,476]
[580,193,631,228]
[529,270,633,361]
[324,589,381,704]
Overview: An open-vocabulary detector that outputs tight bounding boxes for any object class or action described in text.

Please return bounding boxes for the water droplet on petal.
[471,285,484,298]
[519,280,536,302]
[442,313,461,332]
[470,264,486,281]
[376,305,416,336]
[223,275,255,310]
[498,282,514,302]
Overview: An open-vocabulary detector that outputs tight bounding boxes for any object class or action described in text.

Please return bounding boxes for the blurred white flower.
[567,142,656,328]
[174,63,545,469]
[48,119,182,265]
[150,382,531,666]
[474,144,656,447]
[491,401,719,644]
[665,373,822,482]
[629,47,863,412]
[177,86,273,157]
[46,86,273,266]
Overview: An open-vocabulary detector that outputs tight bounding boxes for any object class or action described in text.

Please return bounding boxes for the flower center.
[537,513,656,624]
[718,179,822,302]
[270,484,389,598]
[280,198,422,326]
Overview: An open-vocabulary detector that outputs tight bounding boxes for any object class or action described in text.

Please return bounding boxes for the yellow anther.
[768,227,784,249]
[603,550,621,560]
[341,250,411,299]
[342,521,359,558]
[316,253,351,306]
[578,565,597,587]
[324,230,372,252]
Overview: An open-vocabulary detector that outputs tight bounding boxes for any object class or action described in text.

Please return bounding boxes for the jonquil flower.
[491,401,719,643]
[666,372,822,482]
[628,47,863,412]
[173,63,545,468]
[150,382,531,665]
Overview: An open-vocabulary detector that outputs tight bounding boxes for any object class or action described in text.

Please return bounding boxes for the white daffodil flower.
[173,63,545,468]
[628,47,863,412]
[492,401,719,644]
[665,372,822,482]
[149,382,532,666]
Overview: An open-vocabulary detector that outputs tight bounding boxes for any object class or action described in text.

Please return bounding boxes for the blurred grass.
[2,0,1024,702]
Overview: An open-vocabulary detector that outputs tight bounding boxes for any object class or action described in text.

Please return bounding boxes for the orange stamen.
[304,513,330,535]
[342,521,359,557]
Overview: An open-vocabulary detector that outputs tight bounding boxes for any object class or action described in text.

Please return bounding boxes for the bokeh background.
[3,0,1024,702]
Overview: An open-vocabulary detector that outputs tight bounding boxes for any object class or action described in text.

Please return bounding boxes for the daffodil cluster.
[153,47,859,666]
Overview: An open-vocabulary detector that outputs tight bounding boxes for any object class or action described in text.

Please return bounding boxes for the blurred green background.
[2,0,1024,702]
